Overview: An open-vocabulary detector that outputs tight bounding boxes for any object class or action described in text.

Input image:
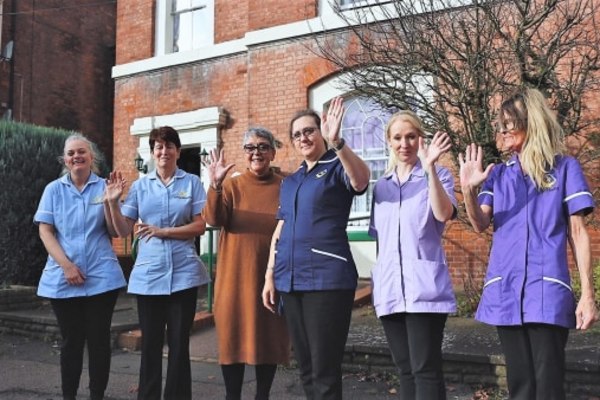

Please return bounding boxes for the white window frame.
[319,0,467,16]
[155,0,214,56]
[309,72,433,222]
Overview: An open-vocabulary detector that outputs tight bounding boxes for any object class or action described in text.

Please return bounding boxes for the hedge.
[0,120,106,286]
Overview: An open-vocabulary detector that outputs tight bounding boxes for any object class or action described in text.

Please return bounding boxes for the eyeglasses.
[243,143,273,154]
[496,120,517,134]
[292,126,318,142]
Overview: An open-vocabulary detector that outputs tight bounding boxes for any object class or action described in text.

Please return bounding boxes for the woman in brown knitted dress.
[203,127,290,400]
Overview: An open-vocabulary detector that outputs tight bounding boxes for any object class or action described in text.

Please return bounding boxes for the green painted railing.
[200,226,219,313]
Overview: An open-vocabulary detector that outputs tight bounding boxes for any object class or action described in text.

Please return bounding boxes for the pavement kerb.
[117,311,214,351]
[117,285,373,351]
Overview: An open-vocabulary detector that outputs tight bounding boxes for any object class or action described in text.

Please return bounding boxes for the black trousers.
[497,324,569,400]
[280,289,355,400]
[136,287,198,400]
[380,312,448,400]
[50,289,120,400]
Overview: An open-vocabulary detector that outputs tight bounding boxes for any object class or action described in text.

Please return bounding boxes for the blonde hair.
[59,134,104,176]
[499,88,565,189]
[384,109,425,174]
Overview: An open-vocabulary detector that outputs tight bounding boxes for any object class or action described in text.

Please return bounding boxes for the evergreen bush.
[0,121,106,286]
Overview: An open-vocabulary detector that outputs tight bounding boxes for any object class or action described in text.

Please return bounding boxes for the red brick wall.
[1,0,116,165]
[248,1,318,32]
[214,0,249,43]
[214,0,318,43]
[112,7,600,286]
[116,0,154,64]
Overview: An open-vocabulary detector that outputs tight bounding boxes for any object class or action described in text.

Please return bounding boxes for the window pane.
[341,96,393,221]
[192,9,210,48]
[172,0,211,52]
[174,0,191,12]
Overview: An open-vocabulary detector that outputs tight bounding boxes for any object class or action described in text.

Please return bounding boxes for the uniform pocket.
[543,275,575,320]
[407,259,454,303]
[478,275,503,314]
[310,248,348,262]
[371,259,402,310]
[542,276,572,292]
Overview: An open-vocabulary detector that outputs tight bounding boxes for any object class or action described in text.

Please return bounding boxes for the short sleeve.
[368,187,378,239]
[478,165,497,208]
[342,169,368,196]
[563,157,594,216]
[121,181,140,221]
[276,204,284,220]
[33,182,56,225]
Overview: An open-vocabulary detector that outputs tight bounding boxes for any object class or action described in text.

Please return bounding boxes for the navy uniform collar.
[300,149,338,171]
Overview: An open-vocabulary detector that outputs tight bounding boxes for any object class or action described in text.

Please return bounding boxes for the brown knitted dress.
[203,168,290,365]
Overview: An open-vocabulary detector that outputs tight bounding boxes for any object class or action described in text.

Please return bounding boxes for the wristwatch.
[332,138,345,152]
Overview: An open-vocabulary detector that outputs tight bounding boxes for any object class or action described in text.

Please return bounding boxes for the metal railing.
[202,226,218,313]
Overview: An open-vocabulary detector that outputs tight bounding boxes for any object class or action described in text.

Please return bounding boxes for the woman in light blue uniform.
[35,134,126,400]
[106,126,210,400]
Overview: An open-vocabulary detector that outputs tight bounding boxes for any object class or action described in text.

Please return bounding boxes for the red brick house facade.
[112,0,599,288]
[0,0,116,164]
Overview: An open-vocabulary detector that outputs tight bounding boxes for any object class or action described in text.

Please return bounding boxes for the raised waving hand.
[458,143,494,190]
[207,148,235,190]
[418,131,452,172]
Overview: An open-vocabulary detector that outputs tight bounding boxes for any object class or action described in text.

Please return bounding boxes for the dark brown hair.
[288,109,321,142]
[149,126,181,151]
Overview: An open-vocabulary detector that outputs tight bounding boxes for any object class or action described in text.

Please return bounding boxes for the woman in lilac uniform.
[35,134,127,400]
[106,126,210,400]
[460,88,598,400]
[369,110,457,400]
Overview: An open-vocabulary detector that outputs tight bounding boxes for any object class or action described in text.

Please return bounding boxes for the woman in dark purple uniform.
[460,88,598,400]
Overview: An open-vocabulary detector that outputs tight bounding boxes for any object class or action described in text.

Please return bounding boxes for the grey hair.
[243,127,282,149]
[58,134,104,176]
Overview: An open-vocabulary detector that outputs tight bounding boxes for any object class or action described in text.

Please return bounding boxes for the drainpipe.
[7,0,17,117]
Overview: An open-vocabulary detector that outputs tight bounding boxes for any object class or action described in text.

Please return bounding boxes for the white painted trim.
[130,107,225,136]
[114,38,248,78]
[309,74,354,110]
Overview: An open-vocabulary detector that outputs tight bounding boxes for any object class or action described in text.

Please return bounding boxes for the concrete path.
[0,330,482,399]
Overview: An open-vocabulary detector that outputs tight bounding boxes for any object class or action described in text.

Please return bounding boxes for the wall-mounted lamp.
[134,154,147,173]
[199,148,209,165]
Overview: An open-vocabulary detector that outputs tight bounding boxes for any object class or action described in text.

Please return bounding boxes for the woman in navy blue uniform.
[262,97,370,399]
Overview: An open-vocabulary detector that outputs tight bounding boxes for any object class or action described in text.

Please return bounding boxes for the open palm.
[418,131,451,168]
[105,171,126,202]
[321,96,344,145]
[207,148,235,187]
[458,143,494,189]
